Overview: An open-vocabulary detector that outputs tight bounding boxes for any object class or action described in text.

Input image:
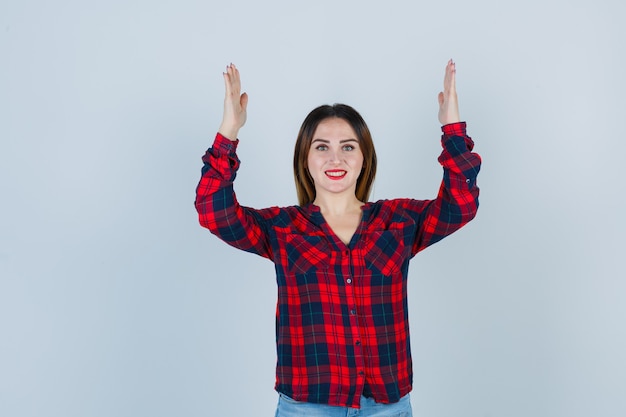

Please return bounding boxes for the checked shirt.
[195,122,481,408]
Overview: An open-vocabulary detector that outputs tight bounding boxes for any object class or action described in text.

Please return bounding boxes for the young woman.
[195,61,481,417]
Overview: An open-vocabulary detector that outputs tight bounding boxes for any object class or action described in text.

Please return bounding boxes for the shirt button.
[355,340,361,346]
[346,278,352,284]
[466,178,471,183]
[350,309,356,315]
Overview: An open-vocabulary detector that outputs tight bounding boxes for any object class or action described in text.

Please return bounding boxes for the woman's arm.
[195,65,274,259]
[407,61,481,255]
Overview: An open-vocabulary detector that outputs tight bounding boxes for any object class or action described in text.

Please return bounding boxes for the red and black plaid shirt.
[195,122,481,408]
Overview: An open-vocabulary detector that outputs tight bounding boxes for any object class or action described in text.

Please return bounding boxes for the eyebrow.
[312,138,358,144]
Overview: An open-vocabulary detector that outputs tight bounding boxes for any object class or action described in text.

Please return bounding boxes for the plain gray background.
[2,0,625,416]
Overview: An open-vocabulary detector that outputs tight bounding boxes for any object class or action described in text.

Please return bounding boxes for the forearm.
[438,122,481,183]
[435,122,481,226]
[194,134,272,258]
[411,122,481,253]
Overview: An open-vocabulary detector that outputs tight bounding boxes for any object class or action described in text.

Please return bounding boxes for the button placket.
[341,246,366,395]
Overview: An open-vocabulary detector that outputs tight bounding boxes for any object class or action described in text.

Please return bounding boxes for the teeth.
[326,171,346,177]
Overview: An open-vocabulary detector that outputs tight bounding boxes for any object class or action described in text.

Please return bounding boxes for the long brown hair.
[293,104,377,206]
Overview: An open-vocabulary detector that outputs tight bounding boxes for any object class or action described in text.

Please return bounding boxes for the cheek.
[306,155,320,180]
[353,153,365,170]
[306,155,315,171]
[308,152,326,169]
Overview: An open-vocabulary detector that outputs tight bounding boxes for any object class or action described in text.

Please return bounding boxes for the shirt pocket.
[364,230,407,277]
[282,234,330,274]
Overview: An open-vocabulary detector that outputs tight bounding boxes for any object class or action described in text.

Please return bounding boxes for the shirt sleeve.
[409,121,481,255]
[194,133,274,259]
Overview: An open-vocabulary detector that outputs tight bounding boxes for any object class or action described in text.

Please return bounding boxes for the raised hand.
[437,59,460,126]
[218,63,248,141]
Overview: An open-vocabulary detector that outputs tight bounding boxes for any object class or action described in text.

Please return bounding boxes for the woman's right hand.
[437,59,460,126]
[218,63,248,141]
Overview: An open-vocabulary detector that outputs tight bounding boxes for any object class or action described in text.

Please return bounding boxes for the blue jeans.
[275,393,412,417]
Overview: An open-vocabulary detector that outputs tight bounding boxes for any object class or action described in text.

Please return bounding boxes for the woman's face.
[307,117,364,200]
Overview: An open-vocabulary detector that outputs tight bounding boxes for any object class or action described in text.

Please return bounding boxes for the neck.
[313,192,363,216]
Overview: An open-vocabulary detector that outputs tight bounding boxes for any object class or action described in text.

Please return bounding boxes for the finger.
[449,60,457,93]
[229,63,238,81]
[443,60,455,94]
[223,69,232,98]
[227,64,236,93]
[240,92,249,111]
[229,63,242,97]
[223,64,240,102]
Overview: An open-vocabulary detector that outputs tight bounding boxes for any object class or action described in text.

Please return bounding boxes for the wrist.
[218,125,240,142]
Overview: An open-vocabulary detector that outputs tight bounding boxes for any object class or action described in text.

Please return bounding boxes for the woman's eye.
[343,145,355,151]
[315,145,328,151]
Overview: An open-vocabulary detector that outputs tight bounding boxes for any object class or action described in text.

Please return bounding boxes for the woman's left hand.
[438,59,460,125]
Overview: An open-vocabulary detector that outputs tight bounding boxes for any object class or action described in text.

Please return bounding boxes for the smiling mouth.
[325,170,347,180]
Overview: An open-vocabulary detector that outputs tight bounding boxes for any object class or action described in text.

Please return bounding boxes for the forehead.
[313,117,358,140]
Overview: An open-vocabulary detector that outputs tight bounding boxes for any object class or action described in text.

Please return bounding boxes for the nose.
[329,148,341,163]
